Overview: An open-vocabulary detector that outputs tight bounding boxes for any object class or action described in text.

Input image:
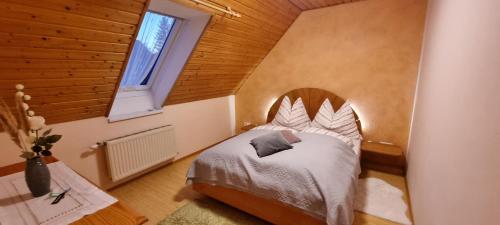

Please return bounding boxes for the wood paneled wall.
[0,0,147,124]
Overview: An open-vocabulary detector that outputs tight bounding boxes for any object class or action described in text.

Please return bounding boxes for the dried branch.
[0,99,22,148]
[14,91,30,135]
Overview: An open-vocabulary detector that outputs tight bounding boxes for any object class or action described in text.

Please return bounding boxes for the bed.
[187,88,362,225]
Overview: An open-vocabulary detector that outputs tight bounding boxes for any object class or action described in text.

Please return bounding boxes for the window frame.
[118,11,183,92]
[108,0,211,122]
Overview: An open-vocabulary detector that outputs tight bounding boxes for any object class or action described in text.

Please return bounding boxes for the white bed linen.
[187,130,361,225]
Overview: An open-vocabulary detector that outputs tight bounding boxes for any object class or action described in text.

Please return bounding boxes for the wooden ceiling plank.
[0,47,126,61]
[207,21,280,44]
[0,78,118,89]
[218,0,296,27]
[191,51,263,60]
[167,92,233,105]
[2,93,115,107]
[0,32,129,53]
[302,0,320,10]
[168,89,234,100]
[1,0,141,25]
[273,0,302,14]
[0,18,132,44]
[292,0,314,10]
[188,58,259,67]
[198,41,270,56]
[29,93,115,106]
[209,0,291,31]
[195,0,290,33]
[197,38,271,52]
[252,0,300,22]
[0,69,121,80]
[202,30,274,50]
[179,74,248,82]
[194,48,266,58]
[0,58,122,70]
[29,98,112,111]
[0,85,117,98]
[210,14,285,39]
[286,0,308,10]
[78,0,145,14]
[40,104,109,114]
[0,2,136,35]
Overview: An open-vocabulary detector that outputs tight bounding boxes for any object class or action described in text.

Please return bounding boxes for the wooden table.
[0,157,147,225]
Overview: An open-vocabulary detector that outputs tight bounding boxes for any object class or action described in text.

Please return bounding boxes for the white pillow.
[311,99,362,140]
[252,124,298,133]
[302,127,353,146]
[272,96,310,131]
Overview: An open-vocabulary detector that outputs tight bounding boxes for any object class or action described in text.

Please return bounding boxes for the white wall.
[407,0,500,224]
[0,96,235,189]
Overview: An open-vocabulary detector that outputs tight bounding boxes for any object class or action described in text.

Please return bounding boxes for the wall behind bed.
[235,0,427,148]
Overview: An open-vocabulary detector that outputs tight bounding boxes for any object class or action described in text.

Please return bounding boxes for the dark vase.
[25,156,51,197]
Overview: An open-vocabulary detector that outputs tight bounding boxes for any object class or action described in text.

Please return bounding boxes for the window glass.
[120,11,176,89]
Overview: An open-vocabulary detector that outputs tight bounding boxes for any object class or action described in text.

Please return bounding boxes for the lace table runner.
[0,162,117,225]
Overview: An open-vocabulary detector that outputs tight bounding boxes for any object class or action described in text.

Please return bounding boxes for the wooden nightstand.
[240,124,257,131]
[360,141,406,175]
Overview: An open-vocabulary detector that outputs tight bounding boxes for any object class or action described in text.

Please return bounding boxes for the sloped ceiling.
[287,0,360,11]
[165,0,301,104]
[0,0,146,124]
[0,0,357,124]
[165,0,360,105]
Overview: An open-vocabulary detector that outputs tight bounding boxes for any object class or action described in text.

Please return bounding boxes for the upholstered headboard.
[266,88,362,132]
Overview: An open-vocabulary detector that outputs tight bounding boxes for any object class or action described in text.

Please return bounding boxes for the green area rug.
[158,198,271,225]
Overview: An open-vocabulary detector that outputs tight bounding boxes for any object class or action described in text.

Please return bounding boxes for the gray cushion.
[250,132,293,157]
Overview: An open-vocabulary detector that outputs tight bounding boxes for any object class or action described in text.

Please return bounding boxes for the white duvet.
[187,129,361,225]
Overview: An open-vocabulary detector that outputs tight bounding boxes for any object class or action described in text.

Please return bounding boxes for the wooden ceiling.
[0,0,357,124]
[287,0,360,11]
[0,0,145,124]
[165,0,301,104]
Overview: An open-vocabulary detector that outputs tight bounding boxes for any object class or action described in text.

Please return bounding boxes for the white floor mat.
[355,178,412,224]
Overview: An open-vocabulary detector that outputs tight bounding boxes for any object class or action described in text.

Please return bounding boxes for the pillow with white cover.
[311,99,362,140]
[271,96,310,131]
[302,127,353,146]
[252,124,298,133]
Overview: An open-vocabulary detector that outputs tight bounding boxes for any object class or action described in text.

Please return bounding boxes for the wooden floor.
[109,154,412,225]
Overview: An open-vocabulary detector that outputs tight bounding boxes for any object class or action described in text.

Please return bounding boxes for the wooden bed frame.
[192,88,361,225]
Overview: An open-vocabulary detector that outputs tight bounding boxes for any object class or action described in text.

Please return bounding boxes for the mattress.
[187,129,361,225]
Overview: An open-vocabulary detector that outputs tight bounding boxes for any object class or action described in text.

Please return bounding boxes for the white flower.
[16,91,24,98]
[28,116,46,130]
[23,95,31,101]
[22,103,29,110]
[27,110,35,116]
[15,84,24,91]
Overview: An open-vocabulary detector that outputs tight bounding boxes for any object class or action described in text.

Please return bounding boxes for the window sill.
[108,109,164,123]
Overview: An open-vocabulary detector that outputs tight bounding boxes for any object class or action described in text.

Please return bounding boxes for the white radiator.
[104,125,177,182]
